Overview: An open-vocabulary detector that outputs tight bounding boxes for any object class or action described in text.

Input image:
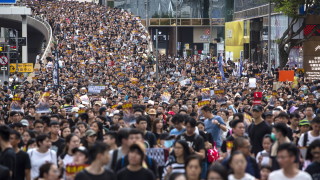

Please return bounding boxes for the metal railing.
[142,18,224,27]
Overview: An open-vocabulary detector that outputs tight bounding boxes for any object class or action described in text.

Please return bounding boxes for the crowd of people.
[1,0,320,180]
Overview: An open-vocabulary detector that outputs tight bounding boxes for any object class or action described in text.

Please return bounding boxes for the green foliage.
[271,0,320,17]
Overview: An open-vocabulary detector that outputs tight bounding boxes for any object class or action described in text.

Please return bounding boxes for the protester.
[184,155,202,180]
[228,151,255,180]
[35,162,60,180]
[206,162,228,180]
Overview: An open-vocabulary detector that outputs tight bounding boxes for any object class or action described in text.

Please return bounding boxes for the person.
[49,121,65,156]
[0,165,10,180]
[298,117,320,148]
[163,140,191,180]
[176,117,205,159]
[90,121,104,141]
[228,151,255,180]
[170,114,186,136]
[268,143,312,180]
[305,139,320,179]
[270,123,292,170]
[221,119,246,154]
[248,105,272,156]
[82,130,97,149]
[206,162,228,180]
[60,134,81,170]
[107,128,130,170]
[116,143,156,180]
[201,106,227,149]
[28,134,57,180]
[75,142,116,180]
[10,130,31,180]
[168,173,186,180]
[35,162,60,180]
[260,165,272,180]
[184,155,202,180]
[114,129,158,178]
[103,131,118,150]
[256,134,273,167]
[0,125,16,179]
[135,116,157,148]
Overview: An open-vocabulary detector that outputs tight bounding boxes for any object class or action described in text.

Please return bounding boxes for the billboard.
[0,0,16,4]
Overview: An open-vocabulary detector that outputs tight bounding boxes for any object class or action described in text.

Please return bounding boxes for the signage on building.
[303,37,320,80]
[211,18,225,26]
[0,0,16,4]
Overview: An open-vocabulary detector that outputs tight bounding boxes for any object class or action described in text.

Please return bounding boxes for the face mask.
[74,113,79,118]
[164,140,174,148]
[270,133,277,141]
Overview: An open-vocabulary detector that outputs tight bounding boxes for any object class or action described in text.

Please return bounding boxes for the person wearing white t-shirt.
[268,143,312,180]
[298,117,320,147]
[28,134,57,180]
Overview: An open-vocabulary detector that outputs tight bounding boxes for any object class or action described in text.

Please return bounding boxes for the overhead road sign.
[10,63,33,72]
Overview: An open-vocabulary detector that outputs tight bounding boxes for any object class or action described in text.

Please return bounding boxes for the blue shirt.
[170,128,186,136]
[204,116,225,147]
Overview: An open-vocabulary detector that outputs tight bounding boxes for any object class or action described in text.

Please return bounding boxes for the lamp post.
[268,0,272,72]
[175,0,178,57]
[156,29,159,81]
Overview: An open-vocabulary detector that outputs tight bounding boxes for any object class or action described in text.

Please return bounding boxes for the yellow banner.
[10,63,34,72]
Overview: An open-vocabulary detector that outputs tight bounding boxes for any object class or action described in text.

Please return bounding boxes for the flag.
[218,55,225,81]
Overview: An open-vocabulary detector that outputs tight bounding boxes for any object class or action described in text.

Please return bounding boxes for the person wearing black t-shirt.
[248,105,272,156]
[75,142,116,180]
[176,117,205,159]
[135,116,157,148]
[10,130,31,180]
[305,139,320,180]
[49,121,65,156]
[0,125,16,179]
[117,143,155,180]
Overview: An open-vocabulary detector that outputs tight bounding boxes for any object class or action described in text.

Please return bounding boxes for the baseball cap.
[148,109,157,115]
[71,107,79,113]
[72,146,88,157]
[20,119,29,127]
[299,119,310,126]
[85,129,97,137]
[252,105,263,112]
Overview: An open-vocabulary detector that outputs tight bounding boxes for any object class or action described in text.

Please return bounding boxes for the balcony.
[140,18,225,27]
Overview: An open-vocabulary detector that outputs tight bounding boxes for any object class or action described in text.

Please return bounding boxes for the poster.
[201,88,211,100]
[36,92,51,113]
[11,95,23,112]
[248,78,256,88]
[279,70,294,82]
[161,92,171,103]
[88,85,106,94]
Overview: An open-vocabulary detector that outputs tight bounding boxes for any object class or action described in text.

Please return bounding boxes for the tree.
[271,0,320,67]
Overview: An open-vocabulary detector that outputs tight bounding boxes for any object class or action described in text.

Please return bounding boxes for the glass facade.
[114,0,225,19]
[234,0,267,12]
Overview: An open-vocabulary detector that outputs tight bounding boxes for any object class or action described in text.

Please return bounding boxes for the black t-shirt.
[15,150,31,180]
[51,137,65,156]
[305,162,320,180]
[0,148,16,179]
[117,167,155,180]
[144,131,157,148]
[221,135,235,153]
[0,164,10,180]
[248,121,272,155]
[176,133,205,152]
[75,169,116,180]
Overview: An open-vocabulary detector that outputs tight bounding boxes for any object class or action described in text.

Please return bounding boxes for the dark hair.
[128,129,144,139]
[88,142,110,162]
[220,110,229,117]
[184,117,197,127]
[117,128,130,145]
[173,140,191,162]
[228,151,246,166]
[311,117,320,124]
[196,121,205,127]
[185,155,202,178]
[289,112,300,119]
[171,114,185,124]
[230,119,244,128]
[260,165,272,172]
[26,138,36,151]
[231,136,249,153]
[263,134,274,143]
[61,127,71,138]
[136,116,148,124]
[33,120,44,126]
[206,162,228,180]
[128,144,145,164]
[10,129,21,139]
[273,123,288,137]
[169,173,186,180]
[277,143,299,162]
[152,118,162,134]
[233,113,244,121]
[90,121,104,141]
[201,105,212,112]
[0,125,11,141]
[63,134,79,156]
[38,162,55,178]
[306,139,320,160]
[36,134,50,147]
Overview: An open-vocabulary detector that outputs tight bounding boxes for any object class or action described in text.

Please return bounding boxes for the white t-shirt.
[228,173,255,180]
[298,131,320,147]
[268,169,312,180]
[256,150,270,166]
[28,149,57,180]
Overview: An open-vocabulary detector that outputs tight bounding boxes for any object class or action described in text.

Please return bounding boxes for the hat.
[72,146,88,157]
[99,107,107,114]
[85,129,97,137]
[148,109,157,115]
[94,101,102,106]
[299,119,310,126]
[20,119,29,127]
[276,106,284,111]
[129,142,146,157]
[264,111,273,117]
[71,107,79,113]
[78,104,86,108]
[252,105,263,112]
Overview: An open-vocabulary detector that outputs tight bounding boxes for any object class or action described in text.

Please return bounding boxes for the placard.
[88,85,105,94]
[279,70,294,82]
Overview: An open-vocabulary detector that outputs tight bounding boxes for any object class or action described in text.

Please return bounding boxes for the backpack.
[207,142,220,163]
[111,149,119,171]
